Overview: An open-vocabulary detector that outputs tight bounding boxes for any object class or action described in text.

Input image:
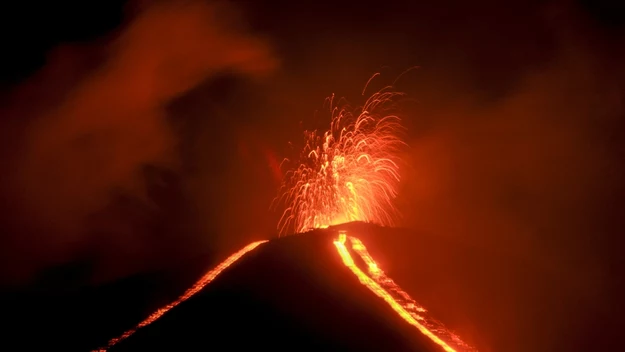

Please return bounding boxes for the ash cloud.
[0,0,277,284]
[395,4,624,350]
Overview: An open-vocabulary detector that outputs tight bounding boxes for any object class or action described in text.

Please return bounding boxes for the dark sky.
[0,0,623,349]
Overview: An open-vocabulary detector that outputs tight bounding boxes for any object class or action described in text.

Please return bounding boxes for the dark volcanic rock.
[113,230,439,351]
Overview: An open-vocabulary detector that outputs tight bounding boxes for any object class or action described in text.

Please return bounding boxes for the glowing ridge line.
[334,233,468,352]
[94,240,268,351]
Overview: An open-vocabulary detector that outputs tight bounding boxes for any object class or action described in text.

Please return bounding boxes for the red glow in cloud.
[0,0,277,283]
[264,148,283,183]
[236,127,283,183]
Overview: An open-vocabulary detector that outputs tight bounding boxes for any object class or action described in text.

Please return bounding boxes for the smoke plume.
[392,5,624,350]
[0,0,277,284]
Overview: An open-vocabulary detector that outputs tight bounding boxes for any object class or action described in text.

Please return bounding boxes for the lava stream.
[334,232,476,352]
[94,240,267,351]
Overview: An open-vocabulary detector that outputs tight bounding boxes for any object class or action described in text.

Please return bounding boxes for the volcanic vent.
[97,223,474,352]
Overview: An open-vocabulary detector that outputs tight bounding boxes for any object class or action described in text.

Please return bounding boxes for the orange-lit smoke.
[274,86,406,235]
[0,0,276,282]
[390,7,625,350]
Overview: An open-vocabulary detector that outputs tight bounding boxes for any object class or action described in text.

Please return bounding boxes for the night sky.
[0,0,624,350]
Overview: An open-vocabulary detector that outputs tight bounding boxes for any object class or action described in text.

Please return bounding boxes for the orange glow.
[334,233,476,352]
[273,84,406,235]
[94,234,475,351]
[94,240,267,351]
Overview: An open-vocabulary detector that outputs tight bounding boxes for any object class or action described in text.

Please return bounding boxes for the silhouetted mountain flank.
[109,227,442,351]
[5,221,605,351]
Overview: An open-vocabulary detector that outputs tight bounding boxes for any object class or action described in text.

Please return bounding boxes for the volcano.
[2,222,480,351]
[90,222,473,352]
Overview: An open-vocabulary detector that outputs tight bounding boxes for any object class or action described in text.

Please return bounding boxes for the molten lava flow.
[94,240,267,351]
[334,233,476,352]
[271,73,474,350]
[274,86,406,236]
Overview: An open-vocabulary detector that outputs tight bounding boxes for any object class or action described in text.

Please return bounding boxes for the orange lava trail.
[94,240,268,351]
[349,236,476,351]
[334,233,476,352]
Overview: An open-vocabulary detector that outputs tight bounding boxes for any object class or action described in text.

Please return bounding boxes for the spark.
[274,84,406,236]
[334,232,476,352]
[93,72,477,352]
[94,240,267,351]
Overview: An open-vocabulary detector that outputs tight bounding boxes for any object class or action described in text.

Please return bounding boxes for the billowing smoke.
[391,5,624,351]
[0,0,277,284]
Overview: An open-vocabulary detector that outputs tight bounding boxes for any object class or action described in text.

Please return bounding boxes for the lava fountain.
[274,85,406,236]
[96,74,476,352]
[275,78,477,351]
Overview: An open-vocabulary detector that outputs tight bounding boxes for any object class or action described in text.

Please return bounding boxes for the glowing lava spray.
[274,76,477,351]
[274,84,406,235]
[96,73,475,352]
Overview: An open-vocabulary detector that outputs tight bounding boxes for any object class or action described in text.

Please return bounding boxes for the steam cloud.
[394,5,624,350]
[0,0,277,284]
